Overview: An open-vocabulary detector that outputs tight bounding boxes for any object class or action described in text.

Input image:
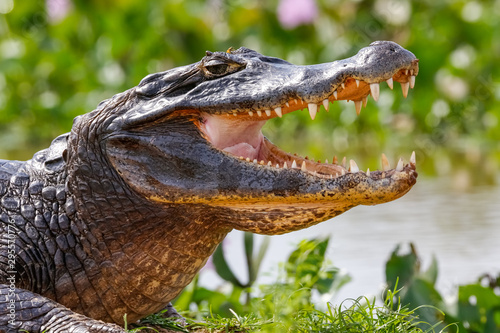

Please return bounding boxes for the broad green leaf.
[420,254,439,285]
[385,243,420,291]
[252,235,271,282]
[244,232,255,282]
[213,243,244,288]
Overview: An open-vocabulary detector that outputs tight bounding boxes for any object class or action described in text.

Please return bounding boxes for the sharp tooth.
[410,151,416,165]
[276,164,279,168]
[349,159,359,172]
[396,158,404,171]
[283,162,288,169]
[354,100,362,116]
[381,153,390,171]
[265,109,271,117]
[253,159,258,163]
[370,83,380,102]
[366,168,370,177]
[291,160,297,168]
[341,169,345,175]
[267,161,272,166]
[362,96,368,108]
[410,75,416,89]
[286,102,289,107]
[294,99,298,104]
[301,161,307,171]
[386,78,394,89]
[274,107,283,118]
[325,159,329,164]
[248,111,254,116]
[308,103,318,120]
[341,157,346,168]
[257,110,262,117]
[239,156,244,160]
[341,82,345,89]
[233,112,238,116]
[401,82,409,98]
[246,157,251,162]
[323,99,329,111]
[355,79,360,87]
[405,69,409,75]
[333,91,338,99]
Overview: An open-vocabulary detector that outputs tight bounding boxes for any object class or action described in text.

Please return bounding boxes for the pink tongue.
[201,113,266,160]
[223,142,260,160]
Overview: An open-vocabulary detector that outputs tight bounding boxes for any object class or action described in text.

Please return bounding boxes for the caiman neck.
[64,133,231,323]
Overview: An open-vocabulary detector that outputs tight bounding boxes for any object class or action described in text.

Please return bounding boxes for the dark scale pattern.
[0,147,138,332]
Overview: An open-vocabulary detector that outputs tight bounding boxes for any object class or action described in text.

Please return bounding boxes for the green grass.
[185,310,271,332]
[291,290,447,333]
[130,288,446,333]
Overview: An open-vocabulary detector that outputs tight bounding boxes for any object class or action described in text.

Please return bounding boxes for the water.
[199,176,500,302]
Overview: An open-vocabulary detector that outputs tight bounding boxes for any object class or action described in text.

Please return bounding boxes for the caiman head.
[70,41,418,235]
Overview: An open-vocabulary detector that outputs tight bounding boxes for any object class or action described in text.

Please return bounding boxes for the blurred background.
[0,0,499,310]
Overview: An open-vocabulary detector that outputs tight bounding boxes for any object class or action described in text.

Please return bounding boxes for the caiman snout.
[107,41,419,229]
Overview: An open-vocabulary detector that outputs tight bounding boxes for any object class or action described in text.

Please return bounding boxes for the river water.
[200,175,500,302]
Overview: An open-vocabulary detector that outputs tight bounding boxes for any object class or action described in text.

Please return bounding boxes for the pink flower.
[277,0,319,29]
[46,0,72,24]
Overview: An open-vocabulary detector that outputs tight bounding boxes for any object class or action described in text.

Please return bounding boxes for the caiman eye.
[205,64,229,75]
[201,56,245,78]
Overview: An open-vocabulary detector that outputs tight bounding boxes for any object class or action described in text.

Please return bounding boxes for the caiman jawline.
[200,63,419,179]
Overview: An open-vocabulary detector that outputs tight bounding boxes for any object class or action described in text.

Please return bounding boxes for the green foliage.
[174,274,245,320]
[174,233,270,318]
[132,311,189,333]
[249,237,351,330]
[185,310,271,333]
[164,237,500,332]
[456,283,500,332]
[212,232,269,291]
[386,244,446,330]
[154,235,440,332]
[386,244,500,332]
[292,289,445,333]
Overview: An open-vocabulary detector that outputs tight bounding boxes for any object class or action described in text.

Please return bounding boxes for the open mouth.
[200,61,419,180]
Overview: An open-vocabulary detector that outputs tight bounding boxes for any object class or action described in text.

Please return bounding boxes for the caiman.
[0,41,419,332]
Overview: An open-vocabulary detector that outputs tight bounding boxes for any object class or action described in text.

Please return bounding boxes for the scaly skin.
[0,41,418,332]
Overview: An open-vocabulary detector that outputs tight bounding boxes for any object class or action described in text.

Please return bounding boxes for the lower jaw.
[228,137,347,178]
[200,112,341,174]
[200,113,411,180]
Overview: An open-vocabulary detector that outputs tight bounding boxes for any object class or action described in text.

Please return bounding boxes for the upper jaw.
[226,56,418,120]
[186,40,418,119]
[198,44,419,180]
